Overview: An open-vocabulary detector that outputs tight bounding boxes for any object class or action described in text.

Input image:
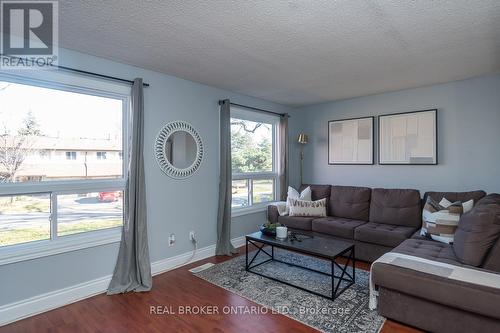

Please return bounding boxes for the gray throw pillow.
[453,194,500,266]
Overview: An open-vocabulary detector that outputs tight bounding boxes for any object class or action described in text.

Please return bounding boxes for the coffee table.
[245,231,355,301]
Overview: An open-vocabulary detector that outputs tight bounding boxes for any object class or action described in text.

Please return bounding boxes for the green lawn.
[231,179,274,205]
[0,219,123,247]
[58,219,122,237]
[0,226,50,247]
[0,196,49,214]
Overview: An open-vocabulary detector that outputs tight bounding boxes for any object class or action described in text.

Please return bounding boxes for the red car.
[98,191,120,202]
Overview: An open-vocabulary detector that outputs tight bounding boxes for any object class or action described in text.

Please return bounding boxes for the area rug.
[194,249,385,333]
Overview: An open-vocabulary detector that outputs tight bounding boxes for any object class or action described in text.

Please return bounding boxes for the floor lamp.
[297,133,308,185]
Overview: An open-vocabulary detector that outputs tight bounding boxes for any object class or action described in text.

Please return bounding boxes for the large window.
[0,72,128,262]
[231,108,279,214]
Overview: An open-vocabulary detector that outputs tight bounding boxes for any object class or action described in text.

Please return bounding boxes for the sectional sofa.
[267,184,500,332]
[268,184,474,262]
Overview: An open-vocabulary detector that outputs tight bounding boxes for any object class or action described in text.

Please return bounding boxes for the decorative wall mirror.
[154,121,204,179]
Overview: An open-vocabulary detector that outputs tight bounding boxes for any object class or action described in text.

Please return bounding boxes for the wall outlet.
[189,231,196,242]
[169,233,175,246]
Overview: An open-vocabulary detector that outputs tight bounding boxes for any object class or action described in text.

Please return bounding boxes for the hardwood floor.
[1,246,422,333]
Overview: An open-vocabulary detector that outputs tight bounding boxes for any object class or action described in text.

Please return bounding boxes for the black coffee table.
[245,231,355,301]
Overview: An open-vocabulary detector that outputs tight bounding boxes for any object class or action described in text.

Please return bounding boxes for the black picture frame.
[378,109,438,165]
[328,116,374,165]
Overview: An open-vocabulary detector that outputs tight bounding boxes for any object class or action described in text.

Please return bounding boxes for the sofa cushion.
[329,185,371,221]
[354,222,416,247]
[393,238,463,265]
[423,190,486,206]
[453,194,500,266]
[277,216,314,231]
[312,217,366,239]
[369,188,421,227]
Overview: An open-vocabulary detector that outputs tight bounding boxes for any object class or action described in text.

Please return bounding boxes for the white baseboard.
[0,235,247,326]
[0,275,112,326]
[151,235,245,275]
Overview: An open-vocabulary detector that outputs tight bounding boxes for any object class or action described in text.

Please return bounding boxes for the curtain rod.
[0,54,150,87]
[219,100,289,117]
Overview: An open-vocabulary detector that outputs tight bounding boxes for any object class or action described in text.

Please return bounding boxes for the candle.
[276,226,288,239]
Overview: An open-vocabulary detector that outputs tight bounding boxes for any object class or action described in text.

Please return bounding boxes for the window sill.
[0,228,122,266]
[232,203,274,218]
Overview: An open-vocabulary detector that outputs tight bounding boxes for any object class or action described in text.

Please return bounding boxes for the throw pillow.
[288,198,327,217]
[283,186,311,215]
[421,196,474,244]
[288,186,311,201]
[453,194,500,267]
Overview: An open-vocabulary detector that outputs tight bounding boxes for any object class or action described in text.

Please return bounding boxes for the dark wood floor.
[1,246,422,333]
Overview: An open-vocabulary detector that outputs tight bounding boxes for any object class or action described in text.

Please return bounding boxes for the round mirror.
[165,131,197,169]
[155,121,203,179]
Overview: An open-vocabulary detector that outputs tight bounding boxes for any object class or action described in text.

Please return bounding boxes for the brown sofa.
[268,184,500,332]
[268,184,426,262]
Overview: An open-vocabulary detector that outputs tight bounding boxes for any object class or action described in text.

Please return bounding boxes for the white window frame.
[230,108,280,217]
[0,71,130,266]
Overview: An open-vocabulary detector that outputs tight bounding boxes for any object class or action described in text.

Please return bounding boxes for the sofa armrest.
[267,203,281,223]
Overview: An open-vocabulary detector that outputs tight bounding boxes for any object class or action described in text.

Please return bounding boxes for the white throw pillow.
[284,186,311,215]
[288,198,327,217]
[288,186,312,201]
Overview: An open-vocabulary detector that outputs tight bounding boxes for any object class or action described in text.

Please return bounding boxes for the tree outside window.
[230,114,278,209]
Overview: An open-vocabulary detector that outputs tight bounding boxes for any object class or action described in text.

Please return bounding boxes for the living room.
[0,1,499,332]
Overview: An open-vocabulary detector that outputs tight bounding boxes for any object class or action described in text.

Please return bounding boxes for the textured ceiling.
[59,0,500,107]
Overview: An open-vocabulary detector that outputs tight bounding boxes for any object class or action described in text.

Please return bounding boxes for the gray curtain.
[279,114,289,201]
[108,78,152,294]
[216,99,238,256]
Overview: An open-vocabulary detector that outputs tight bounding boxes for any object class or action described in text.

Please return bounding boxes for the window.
[230,108,279,214]
[96,151,107,160]
[0,194,51,247]
[0,71,129,264]
[66,151,77,160]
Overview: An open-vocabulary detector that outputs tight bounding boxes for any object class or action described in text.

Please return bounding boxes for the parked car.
[98,191,120,202]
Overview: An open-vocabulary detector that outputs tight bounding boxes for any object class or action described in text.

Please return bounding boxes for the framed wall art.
[328,116,374,165]
[378,109,437,165]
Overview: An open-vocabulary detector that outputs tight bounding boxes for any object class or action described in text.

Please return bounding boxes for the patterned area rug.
[194,249,385,333]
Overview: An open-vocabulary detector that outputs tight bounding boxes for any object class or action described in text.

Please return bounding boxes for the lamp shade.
[297,133,308,144]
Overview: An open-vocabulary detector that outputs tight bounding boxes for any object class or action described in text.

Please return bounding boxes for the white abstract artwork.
[379,110,437,164]
[328,117,373,164]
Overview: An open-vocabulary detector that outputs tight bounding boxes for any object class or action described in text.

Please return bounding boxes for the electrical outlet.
[189,231,196,242]
[169,233,175,246]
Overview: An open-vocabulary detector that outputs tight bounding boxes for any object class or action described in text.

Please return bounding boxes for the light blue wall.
[0,49,291,306]
[289,75,500,195]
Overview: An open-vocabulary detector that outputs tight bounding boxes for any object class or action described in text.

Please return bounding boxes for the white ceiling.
[59,1,500,107]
